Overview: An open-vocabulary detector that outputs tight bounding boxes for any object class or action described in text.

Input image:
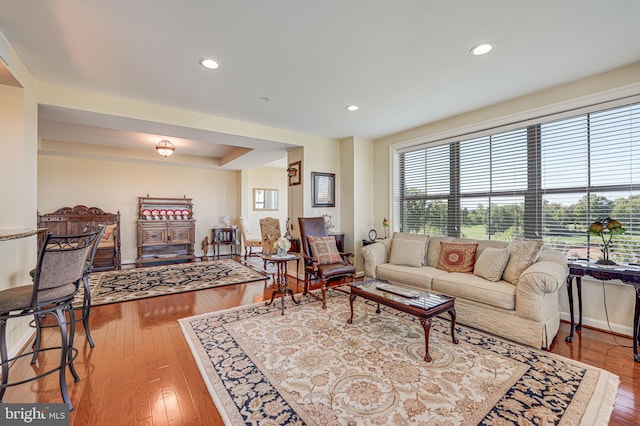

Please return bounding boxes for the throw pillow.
[101,224,117,242]
[473,247,511,282]
[426,236,454,267]
[436,242,478,273]
[502,239,543,285]
[392,232,430,265]
[307,236,342,265]
[389,238,425,267]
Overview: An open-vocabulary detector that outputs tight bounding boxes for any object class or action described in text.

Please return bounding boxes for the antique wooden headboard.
[37,205,121,271]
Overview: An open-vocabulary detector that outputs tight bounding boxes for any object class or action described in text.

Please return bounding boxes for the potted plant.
[589,217,625,265]
[274,237,291,256]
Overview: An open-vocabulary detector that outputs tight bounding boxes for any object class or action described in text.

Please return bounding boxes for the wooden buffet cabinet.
[136,196,195,266]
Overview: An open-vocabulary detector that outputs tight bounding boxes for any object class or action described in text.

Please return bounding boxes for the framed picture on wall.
[311,172,335,207]
[288,161,301,186]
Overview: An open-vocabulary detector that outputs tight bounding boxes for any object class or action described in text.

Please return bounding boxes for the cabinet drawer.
[139,227,167,245]
[169,225,194,244]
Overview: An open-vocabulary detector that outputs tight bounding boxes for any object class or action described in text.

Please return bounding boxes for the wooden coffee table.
[347,279,459,362]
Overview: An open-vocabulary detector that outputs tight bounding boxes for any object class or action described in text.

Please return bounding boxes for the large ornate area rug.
[179,290,619,425]
[79,260,268,306]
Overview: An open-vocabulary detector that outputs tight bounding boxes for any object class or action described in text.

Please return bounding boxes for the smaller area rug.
[179,291,619,425]
[79,260,268,306]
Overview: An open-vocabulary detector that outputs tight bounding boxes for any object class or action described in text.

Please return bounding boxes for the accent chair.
[298,216,355,309]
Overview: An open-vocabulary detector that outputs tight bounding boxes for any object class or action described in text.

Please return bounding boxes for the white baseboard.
[560,311,633,337]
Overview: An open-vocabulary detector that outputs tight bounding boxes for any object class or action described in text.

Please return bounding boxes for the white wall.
[0,49,39,358]
[244,166,288,245]
[38,155,240,262]
[302,139,341,226]
[373,63,640,336]
[341,137,374,272]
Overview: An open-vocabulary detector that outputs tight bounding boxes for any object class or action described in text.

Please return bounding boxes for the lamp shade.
[155,139,175,157]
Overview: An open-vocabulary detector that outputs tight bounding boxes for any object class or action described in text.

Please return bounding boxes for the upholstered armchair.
[239,216,262,258]
[298,217,355,309]
[259,217,281,255]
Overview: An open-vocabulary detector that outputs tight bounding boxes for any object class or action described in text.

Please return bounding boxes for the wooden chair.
[298,217,355,309]
[239,216,262,258]
[259,217,281,255]
[0,229,100,410]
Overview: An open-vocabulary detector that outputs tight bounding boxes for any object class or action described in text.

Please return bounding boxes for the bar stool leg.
[0,319,8,401]
[81,275,95,348]
[31,314,43,364]
[53,307,74,411]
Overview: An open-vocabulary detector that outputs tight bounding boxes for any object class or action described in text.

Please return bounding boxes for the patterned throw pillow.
[502,239,543,285]
[101,224,116,241]
[308,236,342,265]
[389,238,425,267]
[436,242,478,273]
[473,247,511,282]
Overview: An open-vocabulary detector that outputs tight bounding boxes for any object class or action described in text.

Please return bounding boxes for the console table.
[565,261,640,362]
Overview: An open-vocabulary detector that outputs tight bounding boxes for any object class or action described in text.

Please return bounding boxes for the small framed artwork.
[288,161,302,186]
[311,172,335,207]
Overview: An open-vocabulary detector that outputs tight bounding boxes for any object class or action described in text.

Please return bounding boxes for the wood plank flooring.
[3,262,639,425]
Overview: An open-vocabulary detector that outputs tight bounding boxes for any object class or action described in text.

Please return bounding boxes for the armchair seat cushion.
[310,262,356,279]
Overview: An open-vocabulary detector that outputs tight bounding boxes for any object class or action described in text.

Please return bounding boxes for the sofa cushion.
[426,236,454,267]
[392,232,429,264]
[432,273,516,310]
[308,236,342,265]
[473,247,510,282]
[436,242,478,273]
[389,238,425,267]
[503,239,543,285]
[476,239,508,257]
[452,237,479,245]
[376,264,445,290]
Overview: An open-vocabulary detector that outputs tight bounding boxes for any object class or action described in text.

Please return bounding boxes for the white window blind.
[397,101,640,263]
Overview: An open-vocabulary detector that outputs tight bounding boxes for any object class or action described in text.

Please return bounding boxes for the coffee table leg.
[376,303,380,314]
[448,308,459,345]
[419,317,432,362]
[347,293,356,324]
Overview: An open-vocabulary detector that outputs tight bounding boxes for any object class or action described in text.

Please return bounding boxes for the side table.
[362,238,385,246]
[565,261,640,362]
[262,253,302,315]
[329,232,345,252]
[212,227,238,259]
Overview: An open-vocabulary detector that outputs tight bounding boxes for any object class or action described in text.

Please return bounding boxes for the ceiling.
[1,1,639,169]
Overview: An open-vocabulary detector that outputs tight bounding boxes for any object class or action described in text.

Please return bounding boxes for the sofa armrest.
[515,260,568,322]
[361,241,390,278]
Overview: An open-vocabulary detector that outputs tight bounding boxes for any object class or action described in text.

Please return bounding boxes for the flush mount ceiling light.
[470,43,493,56]
[345,105,359,112]
[155,139,175,157]
[199,58,220,69]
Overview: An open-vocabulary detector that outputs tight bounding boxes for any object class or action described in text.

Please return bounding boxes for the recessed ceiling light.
[199,58,220,69]
[470,44,493,56]
[345,105,359,112]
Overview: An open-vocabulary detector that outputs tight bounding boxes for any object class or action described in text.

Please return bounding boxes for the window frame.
[393,95,640,262]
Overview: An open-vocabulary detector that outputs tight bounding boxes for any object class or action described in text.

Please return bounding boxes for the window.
[396,101,640,263]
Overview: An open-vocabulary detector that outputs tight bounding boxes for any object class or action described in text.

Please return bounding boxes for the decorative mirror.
[253,188,279,211]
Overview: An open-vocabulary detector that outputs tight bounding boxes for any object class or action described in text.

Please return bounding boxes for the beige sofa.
[360,233,568,349]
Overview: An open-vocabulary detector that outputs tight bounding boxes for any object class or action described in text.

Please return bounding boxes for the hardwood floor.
[3,263,639,425]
